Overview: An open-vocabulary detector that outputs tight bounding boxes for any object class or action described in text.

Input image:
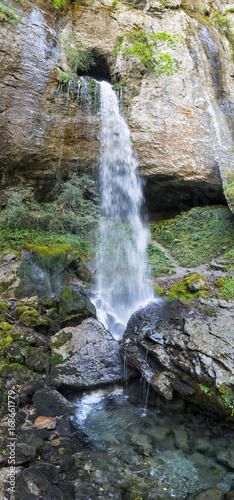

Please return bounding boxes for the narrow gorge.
[0,0,234,499]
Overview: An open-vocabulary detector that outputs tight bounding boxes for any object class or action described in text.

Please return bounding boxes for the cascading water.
[94,81,154,337]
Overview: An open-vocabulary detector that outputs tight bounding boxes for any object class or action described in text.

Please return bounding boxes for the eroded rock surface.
[121,298,234,419]
[50,317,125,389]
[0,0,233,211]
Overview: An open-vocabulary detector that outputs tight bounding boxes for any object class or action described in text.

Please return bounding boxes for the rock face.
[50,317,125,389]
[0,0,233,211]
[121,298,234,420]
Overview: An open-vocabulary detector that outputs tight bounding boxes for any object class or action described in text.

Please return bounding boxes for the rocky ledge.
[121,297,234,420]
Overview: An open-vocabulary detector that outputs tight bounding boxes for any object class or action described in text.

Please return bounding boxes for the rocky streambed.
[0,251,234,499]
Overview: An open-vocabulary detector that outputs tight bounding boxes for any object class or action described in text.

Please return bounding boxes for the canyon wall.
[0,0,233,211]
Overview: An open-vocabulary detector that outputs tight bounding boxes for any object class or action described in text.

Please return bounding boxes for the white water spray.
[94,81,154,337]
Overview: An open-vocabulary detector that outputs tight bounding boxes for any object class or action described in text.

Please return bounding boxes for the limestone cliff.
[0,0,233,211]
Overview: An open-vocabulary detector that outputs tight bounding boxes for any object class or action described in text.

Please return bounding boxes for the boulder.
[15,468,64,500]
[121,298,234,420]
[33,388,75,418]
[50,318,124,389]
[58,287,96,327]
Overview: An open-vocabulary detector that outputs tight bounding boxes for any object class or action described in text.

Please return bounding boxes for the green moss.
[167,274,207,300]
[200,384,215,396]
[219,277,234,301]
[214,278,225,289]
[151,206,234,267]
[51,353,64,366]
[0,302,9,316]
[55,67,73,89]
[0,2,20,24]
[51,331,72,348]
[218,385,234,417]
[147,243,175,278]
[153,285,164,297]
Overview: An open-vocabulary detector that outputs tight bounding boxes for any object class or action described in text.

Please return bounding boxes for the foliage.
[0,175,99,263]
[218,277,234,301]
[0,2,20,24]
[214,16,234,60]
[147,243,175,278]
[151,206,234,267]
[223,169,234,203]
[114,29,183,76]
[54,0,66,8]
[67,43,95,74]
[56,67,73,88]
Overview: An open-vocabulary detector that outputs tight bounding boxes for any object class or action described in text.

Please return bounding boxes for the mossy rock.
[167,274,208,300]
[214,278,225,289]
[59,286,96,326]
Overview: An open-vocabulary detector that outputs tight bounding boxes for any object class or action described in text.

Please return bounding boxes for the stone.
[173,425,190,453]
[29,461,59,484]
[188,487,224,500]
[121,298,234,420]
[50,318,124,389]
[216,450,234,470]
[226,492,234,500]
[33,416,57,430]
[33,388,75,418]
[15,468,64,500]
[76,260,96,282]
[15,443,37,465]
[58,286,96,326]
[0,0,233,214]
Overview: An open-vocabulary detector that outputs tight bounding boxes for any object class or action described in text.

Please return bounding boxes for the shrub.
[114,29,183,76]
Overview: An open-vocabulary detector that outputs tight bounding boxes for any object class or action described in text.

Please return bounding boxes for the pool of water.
[70,385,234,500]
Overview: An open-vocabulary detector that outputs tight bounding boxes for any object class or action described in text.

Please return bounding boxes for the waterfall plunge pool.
[67,383,234,500]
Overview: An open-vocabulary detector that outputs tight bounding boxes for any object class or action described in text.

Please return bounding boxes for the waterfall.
[94,81,154,338]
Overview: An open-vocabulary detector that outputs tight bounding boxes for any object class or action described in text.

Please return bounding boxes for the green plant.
[214,16,234,60]
[219,277,234,301]
[112,0,118,8]
[54,0,66,8]
[67,43,95,74]
[151,206,234,267]
[56,67,73,88]
[0,2,20,23]
[114,29,183,76]
[167,273,208,300]
[147,243,175,278]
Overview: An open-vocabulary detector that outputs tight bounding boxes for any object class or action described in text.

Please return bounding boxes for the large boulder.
[121,298,234,420]
[50,318,125,389]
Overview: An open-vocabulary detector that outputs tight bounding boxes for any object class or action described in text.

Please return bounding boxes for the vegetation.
[66,42,95,74]
[151,206,234,268]
[0,2,20,24]
[114,29,183,76]
[147,243,175,278]
[218,277,234,301]
[214,16,234,61]
[54,0,66,8]
[167,273,208,300]
[223,169,234,204]
[0,175,99,263]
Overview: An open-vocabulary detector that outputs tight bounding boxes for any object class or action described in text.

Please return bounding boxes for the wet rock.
[0,467,23,500]
[21,379,45,396]
[33,388,75,418]
[15,443,36,465]
[33,416,57,430]
[188,487,224,499]
[56,418,75,437]
[50,318,124,389]
[216,450,234,470]
[194,438,214,455]
[16,468,64,500]
[121,298,234,420]
[75,261,96,283]
[58,287,96,327]
[173,425,190,453]
[226,491,234,500]
[30,461,59,484]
